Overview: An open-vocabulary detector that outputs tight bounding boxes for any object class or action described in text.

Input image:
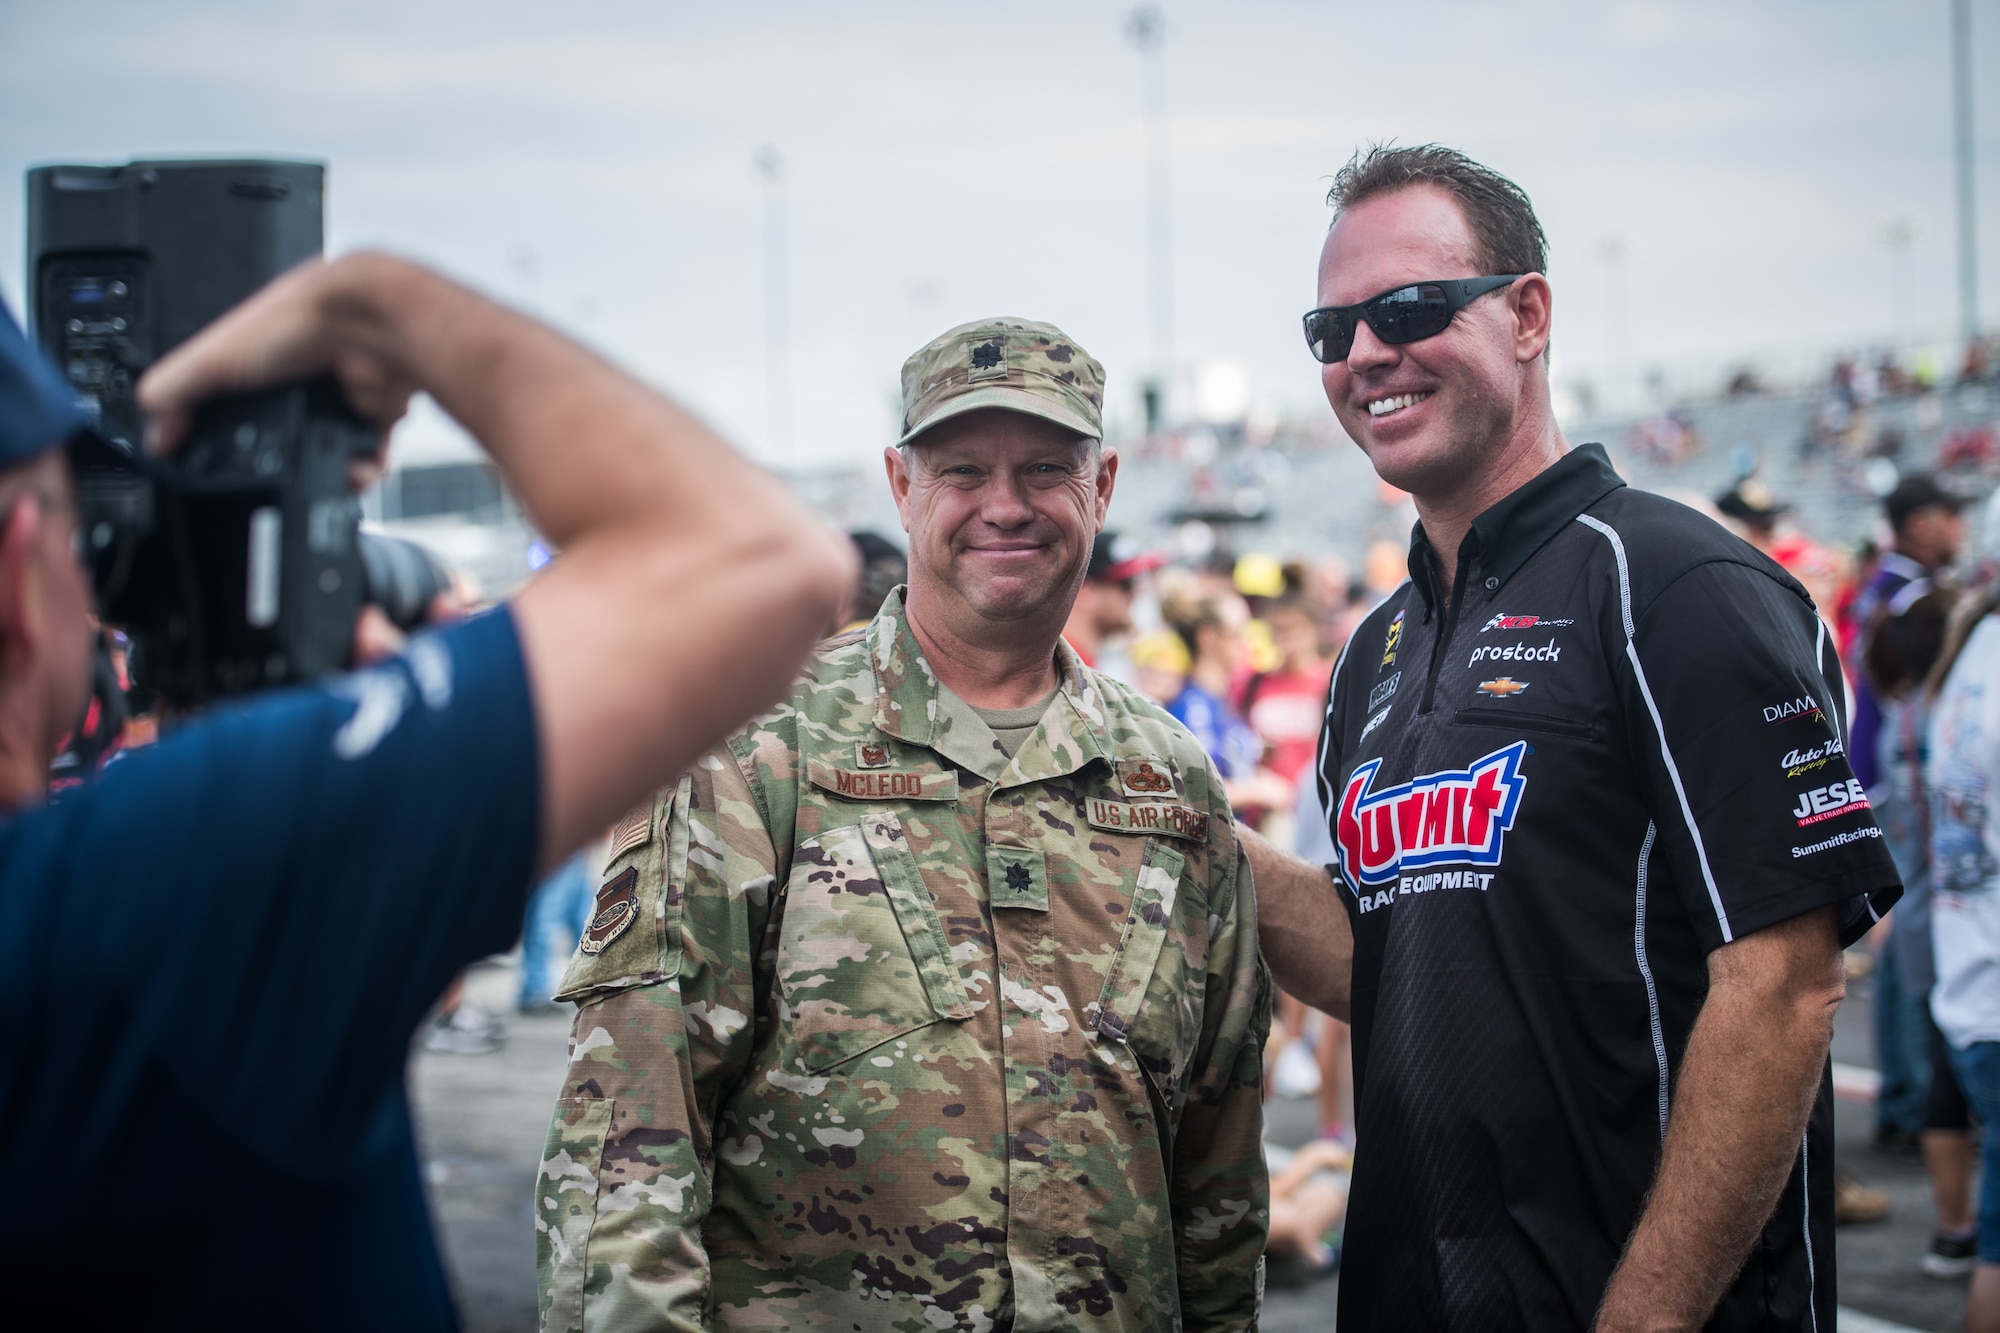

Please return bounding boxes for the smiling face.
[1317,184,1550,501]
[887,408,1116,642]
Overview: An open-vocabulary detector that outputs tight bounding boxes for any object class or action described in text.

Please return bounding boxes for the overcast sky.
[2,0,1996,464]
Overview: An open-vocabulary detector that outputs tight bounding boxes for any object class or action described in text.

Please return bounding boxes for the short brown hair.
[1328,144,1548,279]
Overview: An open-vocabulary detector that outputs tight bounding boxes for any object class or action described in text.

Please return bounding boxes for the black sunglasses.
[1301,275,1522,365]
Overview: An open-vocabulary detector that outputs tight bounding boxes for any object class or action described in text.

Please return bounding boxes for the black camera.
[28,158,441,705]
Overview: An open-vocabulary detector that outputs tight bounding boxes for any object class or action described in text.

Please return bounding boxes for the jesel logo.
[1792,778,1869,827]
[1335,741,1529,889]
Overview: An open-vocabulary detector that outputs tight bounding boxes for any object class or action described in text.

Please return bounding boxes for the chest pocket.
[1086,838,1207,1109]
[778,811,973,1073]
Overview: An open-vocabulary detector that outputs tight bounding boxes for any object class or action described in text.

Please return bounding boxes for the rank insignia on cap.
[857,741,891,769]
[581,866,640,954]
[607,802,653,862]
[1116,759,1179,797]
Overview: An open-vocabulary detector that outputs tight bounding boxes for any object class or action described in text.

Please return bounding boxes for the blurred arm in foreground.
[140,253,855,865]
[0,255,850,1328]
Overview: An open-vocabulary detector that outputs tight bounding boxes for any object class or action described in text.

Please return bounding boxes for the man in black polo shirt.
[1244,144,1903,1332]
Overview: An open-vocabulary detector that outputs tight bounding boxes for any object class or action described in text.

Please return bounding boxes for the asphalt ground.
[412,960,1960,1332]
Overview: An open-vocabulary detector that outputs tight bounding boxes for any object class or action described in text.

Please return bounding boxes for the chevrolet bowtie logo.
[1477,677,1530,697]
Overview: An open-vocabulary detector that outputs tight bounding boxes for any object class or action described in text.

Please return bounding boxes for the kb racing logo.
[1480,613,1575,633]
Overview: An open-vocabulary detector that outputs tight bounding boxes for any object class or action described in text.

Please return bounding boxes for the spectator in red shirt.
[1062,530,1163,671]
[1236,592,1335,798]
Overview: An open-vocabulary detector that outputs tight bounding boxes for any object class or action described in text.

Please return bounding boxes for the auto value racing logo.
[1792,778,1869,828]
[1335,741,1529,910]
[1780,737,1843,778]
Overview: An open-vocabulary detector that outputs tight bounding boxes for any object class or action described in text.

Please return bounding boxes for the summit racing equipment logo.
[1335,742,1529,889]
[1480,613,1575,633]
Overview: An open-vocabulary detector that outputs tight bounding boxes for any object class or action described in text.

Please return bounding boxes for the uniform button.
[1484,576,1499,591]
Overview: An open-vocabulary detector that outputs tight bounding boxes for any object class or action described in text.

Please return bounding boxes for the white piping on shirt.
[1802,1129,1820,1333]
[1575,514,1735,943]
[1634,821,1669,1137]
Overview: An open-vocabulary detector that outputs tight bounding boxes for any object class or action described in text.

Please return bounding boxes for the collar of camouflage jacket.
[864,589,1115,787]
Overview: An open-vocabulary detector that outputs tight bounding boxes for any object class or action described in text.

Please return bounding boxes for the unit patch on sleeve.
[581,866,640,954]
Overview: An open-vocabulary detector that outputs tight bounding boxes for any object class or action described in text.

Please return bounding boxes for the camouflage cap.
[898,317,1104,447]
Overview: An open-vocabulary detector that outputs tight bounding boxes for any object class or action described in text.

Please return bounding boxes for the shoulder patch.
[1086,797,1209,842]
[1116,759,1182,798]
[580,866,640,954]
[607,802,654,862]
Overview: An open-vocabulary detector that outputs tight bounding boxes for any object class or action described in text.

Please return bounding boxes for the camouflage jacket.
[536,593,1269,1333]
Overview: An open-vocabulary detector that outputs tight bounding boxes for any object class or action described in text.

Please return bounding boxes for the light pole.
[1879,219,1917,339]
[1951,0,1979,342]
[754,145,790,462]
[1126,5,1173,434]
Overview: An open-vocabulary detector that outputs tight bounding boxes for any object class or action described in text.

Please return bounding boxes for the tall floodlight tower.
[754,145,791,461]
[1126,6,1173,435]
[1951,0,1980,342]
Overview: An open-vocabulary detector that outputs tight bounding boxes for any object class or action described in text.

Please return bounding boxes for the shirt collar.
[1408,442,1626,613]
[865,587,1112,785]
[1876,551,1929,583]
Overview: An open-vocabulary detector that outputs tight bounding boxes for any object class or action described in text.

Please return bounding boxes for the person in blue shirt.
[0,253,853,1329]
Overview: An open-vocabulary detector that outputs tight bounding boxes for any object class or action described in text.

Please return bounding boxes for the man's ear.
[1511,274,1553,365]
[884,446,914,533]
[1094,446,1119,527]
[0,496,44,670]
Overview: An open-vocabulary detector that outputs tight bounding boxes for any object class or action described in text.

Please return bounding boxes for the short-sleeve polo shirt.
[0,607,540,1329]
[1317,443,1902,1332]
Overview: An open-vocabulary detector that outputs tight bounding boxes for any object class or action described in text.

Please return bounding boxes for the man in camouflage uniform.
[536,318,1270,1332]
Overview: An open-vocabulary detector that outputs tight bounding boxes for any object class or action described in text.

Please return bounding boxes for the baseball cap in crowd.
[1714,476,1789,526]
[1883,473,1966,532]
[898,318,1105,447]
[1087,531,1165,585]
[0,297,84,469]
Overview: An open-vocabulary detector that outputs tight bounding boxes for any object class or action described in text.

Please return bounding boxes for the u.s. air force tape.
[1084,797,1209,841]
